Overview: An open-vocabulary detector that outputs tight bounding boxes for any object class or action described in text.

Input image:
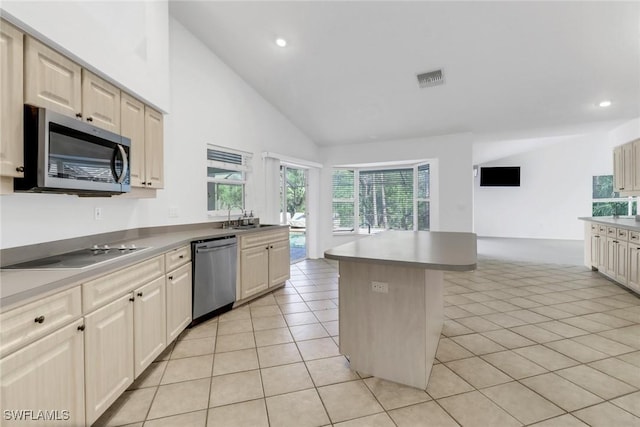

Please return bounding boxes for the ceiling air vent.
[417,69,445,88]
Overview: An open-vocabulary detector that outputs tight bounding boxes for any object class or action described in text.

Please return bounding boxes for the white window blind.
[332,169,355,231]
[207,145,252,214]
[332,163,431,233]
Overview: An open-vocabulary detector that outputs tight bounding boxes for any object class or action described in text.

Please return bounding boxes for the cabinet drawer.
[598,225,607,234]
[590,223,599,233]
[240,229,289,249]
[165,245,191,271]
[0,286,81,357]
[83,255,164,313]
[630,231,640,243]
[607,227,617,237]
[617,228,629,241]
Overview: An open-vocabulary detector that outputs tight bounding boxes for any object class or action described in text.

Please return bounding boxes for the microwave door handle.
[111,145,129,184]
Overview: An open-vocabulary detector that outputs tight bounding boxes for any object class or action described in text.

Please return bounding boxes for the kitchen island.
[324,231,477,389]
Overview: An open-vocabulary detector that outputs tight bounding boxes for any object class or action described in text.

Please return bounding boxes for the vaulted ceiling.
[169,1,640,146]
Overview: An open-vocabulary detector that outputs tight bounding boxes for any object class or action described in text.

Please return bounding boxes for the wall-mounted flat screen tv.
[480,167,520,187]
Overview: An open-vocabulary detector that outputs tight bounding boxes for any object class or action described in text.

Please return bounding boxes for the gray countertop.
[579,216,640,231]
[324,230,477,271]
[0,224,289,312]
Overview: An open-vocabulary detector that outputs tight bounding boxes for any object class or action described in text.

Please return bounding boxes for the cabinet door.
[590,235,599,268]
[24,36,81,117]
[269,239,291,287]
[0,20,24,179]
[605,238,617,277]
[633,140,640,191]
[240,246,269,299]
[81,70,121,133]
[0,319,85,426]
[622,143,634,193]
[615,241,628,284]
[166,263,192,343]
[121,93,146,187]
[144,107,164,188]
[597,234,607,271]
[613,146,624,191]
[84,294,134,425]
[628,244,640,293]
[134,276,166,378]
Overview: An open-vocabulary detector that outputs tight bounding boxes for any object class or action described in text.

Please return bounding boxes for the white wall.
[609,117,640,147]
[474,130,615,240]
[319,133,474,252]
[0,16,319,249]
[1,1,171,111]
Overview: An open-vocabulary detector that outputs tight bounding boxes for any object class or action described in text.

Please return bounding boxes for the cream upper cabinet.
[82,70,120,133]
[0,20,24,179]
[1,319,85,426]
[166,262,192,343]
[133,276,166,378]
[24,36,81,118]
[144,107,164,188]
[123,101,164,189]
[84,294,134,426]
[614,140,639,194]
[121,93,146,187]
[633,139,640,191]
[628,243,640,293]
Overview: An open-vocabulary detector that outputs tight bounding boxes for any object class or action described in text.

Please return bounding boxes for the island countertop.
[579,216,640,231]
[324,230,477,271]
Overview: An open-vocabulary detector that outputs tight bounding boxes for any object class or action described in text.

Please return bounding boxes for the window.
[332,163,431,233]
[207,145,251,215]
[592,175,636,216]
[332,170,355,231]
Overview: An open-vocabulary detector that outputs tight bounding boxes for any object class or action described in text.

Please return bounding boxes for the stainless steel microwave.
[15,105,131,195]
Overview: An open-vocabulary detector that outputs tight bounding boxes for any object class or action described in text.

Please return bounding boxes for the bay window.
[332,163,431,233]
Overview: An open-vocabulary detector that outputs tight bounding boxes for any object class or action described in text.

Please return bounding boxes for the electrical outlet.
[169,206,179,218]
[94,207,103,220]
[371,281,388,293]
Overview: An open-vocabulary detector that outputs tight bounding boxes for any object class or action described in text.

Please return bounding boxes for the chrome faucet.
[224,205,244,228]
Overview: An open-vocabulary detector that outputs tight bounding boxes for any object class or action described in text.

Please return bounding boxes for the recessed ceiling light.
[275,38,287,48]
[599,100,612,107]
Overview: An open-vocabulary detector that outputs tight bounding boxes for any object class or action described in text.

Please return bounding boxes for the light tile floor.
[95,257,640,427]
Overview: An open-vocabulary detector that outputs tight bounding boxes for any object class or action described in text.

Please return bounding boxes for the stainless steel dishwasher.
[191,236,237,324]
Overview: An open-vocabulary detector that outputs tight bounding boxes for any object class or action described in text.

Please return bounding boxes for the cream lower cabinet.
[268,239,291,287]
[628,243,640,293]
[84,294,134,426]
[166,262,192,343]
[240,245,270,299]
[615,240,629,285]
[605,237,617,278]
[0,247,193,426]
[239,230,290,301]
[134,276,166,377]
[0,319,85,426]
[590,234,606,271]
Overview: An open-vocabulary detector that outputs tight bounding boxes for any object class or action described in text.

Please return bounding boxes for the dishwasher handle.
[196,244,237,254]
